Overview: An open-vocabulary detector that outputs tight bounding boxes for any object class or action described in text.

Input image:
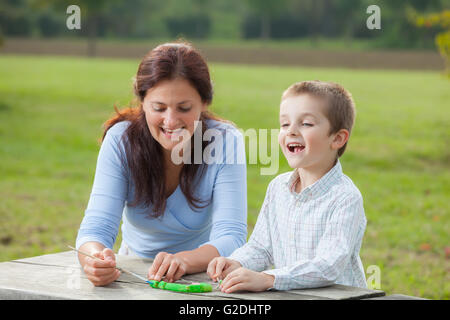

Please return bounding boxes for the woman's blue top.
[76,119,247,258]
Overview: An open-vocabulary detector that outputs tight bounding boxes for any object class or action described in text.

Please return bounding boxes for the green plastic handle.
[147,280,212,293]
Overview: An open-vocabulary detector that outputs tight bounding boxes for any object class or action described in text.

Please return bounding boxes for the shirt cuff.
[261,269,292,291]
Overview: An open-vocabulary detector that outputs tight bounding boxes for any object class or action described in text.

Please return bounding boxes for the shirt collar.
[286,160,343,201]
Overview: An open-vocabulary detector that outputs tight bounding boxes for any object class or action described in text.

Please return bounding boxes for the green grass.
[0,55,449,299]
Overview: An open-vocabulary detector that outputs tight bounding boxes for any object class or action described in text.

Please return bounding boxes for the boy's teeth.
[287,142,305,153]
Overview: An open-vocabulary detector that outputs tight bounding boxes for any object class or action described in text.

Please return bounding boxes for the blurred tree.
[308,0,322,45]
[1,0,449,50]
[104,1,163,38]
[0,0,33,36]
[414,9,450,76]
[244,0,288,39]
[166,15,211,39]
[207,0,244,39]
[333,0,367,45]
[376,0,448,49]
[165,0,212,39]
[193,0,209,38]
[36,8,64,37]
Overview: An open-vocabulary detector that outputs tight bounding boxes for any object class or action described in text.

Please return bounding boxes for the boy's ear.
[331,129,349,151]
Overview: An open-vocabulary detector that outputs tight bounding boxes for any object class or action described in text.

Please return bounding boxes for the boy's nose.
[287,125,300,136]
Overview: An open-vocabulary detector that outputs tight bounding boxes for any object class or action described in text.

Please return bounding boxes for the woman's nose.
[163,108,179,128]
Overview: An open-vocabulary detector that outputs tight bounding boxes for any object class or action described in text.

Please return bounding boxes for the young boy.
[207,80,367,293]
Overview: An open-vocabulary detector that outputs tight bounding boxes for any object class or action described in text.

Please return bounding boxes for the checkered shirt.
[229,160,367,290]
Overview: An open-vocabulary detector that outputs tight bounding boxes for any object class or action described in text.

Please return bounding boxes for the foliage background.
[0,0,449,299]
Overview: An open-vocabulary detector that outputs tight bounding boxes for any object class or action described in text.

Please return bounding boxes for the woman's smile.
[160,126,187,140]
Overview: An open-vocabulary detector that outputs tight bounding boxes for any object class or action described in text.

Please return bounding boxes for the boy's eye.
[302,123,313,127]
[281,123,289,127]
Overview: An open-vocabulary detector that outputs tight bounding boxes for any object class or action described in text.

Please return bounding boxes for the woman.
[76,42,247,286]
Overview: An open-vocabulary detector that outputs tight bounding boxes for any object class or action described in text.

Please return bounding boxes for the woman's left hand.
[147,252,188,283]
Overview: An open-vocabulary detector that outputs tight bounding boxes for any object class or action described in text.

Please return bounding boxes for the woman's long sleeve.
[76,127,128,250]
[203,129,248,257]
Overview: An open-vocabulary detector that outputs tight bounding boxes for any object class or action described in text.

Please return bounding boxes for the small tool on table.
[67,245,212,293]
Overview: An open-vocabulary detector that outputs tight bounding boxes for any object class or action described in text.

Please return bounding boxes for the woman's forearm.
[175,244,220,274]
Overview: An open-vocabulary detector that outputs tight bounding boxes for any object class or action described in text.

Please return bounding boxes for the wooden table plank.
[363,294,428,300]
[289,284,385,300]
[0,251,385,300]
[0,261,221,300]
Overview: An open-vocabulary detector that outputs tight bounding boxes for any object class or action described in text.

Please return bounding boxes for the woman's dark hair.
[102,41,224,217]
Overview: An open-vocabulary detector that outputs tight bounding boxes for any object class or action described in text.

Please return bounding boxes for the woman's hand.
[206,257,242,282]
[147,252,188,283]
[219,267,275,293]
[82,248,121,287]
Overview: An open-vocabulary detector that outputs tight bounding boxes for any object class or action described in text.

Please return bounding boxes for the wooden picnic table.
[0,251,387,300]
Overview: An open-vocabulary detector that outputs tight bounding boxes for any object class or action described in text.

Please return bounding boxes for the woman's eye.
[152,105,165,112]
[178,106,192,112]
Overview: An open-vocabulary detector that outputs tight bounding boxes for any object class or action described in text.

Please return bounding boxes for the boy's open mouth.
[287,143,305,154]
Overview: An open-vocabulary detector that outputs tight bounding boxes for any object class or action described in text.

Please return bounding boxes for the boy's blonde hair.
[282,80,356,157]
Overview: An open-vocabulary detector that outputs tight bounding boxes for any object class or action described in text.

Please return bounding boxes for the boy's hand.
[219,267,275,293]
[207,257,241,282]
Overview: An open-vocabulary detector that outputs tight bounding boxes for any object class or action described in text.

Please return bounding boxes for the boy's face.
[278,94,338,171]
